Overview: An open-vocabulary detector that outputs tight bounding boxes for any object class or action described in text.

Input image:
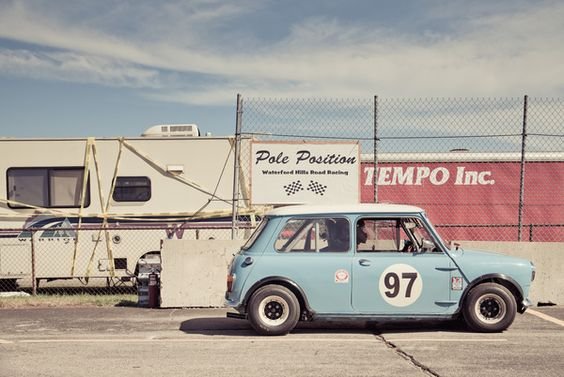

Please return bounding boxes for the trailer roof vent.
[141,124,200,137]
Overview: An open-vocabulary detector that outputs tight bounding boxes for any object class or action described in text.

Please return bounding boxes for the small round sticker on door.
[335,269,350,284]
[378,264,422,307]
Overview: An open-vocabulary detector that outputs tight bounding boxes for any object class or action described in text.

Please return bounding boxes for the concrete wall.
[160,239,244,308]
[460,241,563,305]
[160,240,563,308]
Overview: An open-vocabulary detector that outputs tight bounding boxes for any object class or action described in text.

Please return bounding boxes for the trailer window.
[7,167,90,208]
[113,176,151,202]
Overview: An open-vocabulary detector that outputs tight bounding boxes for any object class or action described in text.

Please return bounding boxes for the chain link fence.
[1,96,562,296]
[0,224,234,294]
[235,95,563,243]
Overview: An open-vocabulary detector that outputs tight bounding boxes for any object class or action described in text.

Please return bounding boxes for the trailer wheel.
[463,283,517,332]
[248,284,300,336]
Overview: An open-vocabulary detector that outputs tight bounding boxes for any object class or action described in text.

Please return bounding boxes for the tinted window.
[113,176,151,202]
[7,167,90,208]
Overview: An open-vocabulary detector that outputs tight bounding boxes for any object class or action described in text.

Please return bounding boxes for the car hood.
[448,247,533,283]
[450,247,529,264]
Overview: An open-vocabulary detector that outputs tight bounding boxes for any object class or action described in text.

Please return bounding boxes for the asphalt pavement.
[1,306,563,377]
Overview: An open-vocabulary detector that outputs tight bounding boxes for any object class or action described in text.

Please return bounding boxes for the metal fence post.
[373,95,379,203]
[231,94,243,239]
[31,229,37,296]
[518,95,528,241]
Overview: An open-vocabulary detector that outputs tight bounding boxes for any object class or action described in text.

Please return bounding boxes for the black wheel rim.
[474,293,506,324]
[258,295,289,326]
[480,297,501,318]
[264,301,284,320]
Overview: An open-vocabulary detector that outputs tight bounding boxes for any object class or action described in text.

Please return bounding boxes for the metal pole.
[517,95,528,241]
[373,95,379,203]
[231,94,243,239]
[31,229,37,296]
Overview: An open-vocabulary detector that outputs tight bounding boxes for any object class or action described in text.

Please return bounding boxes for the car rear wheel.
[463,283,517,332]
[248,285,300,336]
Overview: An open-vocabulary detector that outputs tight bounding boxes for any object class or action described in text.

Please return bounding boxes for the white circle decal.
[378,264,422,307]
[335,269,350,284]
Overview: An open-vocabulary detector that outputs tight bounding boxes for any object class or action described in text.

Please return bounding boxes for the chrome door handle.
[359,259,371,267]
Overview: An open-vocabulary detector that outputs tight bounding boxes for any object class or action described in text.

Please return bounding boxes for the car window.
[241,218,268,251]
[112,176,151,202]
[275,217,350,252]
[356,219,404,252]
[356,218,439,253]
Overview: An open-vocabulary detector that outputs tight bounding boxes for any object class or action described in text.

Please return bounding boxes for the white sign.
[251,142,360,204]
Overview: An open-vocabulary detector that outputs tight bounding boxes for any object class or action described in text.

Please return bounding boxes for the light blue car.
[225,204,535,335]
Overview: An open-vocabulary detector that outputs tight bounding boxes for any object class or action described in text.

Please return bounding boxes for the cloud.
[0,0,563,106]
[0,49,162,88]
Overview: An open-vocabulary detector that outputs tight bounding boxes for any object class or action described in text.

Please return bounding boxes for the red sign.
[361,161,564,242]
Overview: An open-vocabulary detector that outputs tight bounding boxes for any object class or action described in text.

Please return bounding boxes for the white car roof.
[266,203,424,217]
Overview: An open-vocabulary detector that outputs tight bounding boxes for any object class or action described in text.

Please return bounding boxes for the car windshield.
[407,219,433,249]
[420,213,447,250]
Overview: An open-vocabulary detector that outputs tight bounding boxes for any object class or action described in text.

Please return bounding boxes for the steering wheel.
[401,240,414,253]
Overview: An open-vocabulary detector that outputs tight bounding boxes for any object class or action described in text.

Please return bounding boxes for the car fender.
[459,273,524,311]
[242,276,314,317]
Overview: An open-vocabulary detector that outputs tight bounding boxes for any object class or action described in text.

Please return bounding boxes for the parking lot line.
[384,338,507,342]
[8,335,511,345]
[14,337,378,344]
[527,309,564,327]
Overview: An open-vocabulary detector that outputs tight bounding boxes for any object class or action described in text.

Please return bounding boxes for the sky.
[0,0,563,138]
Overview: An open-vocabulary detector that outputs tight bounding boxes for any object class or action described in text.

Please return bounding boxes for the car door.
[255,216,354,314]
[351,217,455,315]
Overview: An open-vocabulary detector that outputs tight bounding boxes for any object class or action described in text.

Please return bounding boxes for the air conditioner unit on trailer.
[141,124,200,137]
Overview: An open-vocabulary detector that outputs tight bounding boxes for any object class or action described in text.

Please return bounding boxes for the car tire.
[463,283,517,332]
[248,284,300,336]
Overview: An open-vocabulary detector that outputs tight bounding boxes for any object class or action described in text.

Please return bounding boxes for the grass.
[0,293,138,309]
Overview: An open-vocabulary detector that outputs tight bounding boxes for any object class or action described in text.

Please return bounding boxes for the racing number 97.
[384,272,418,298]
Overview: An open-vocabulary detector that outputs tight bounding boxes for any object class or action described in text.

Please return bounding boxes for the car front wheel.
[248,284,300,336]
[463,283,517,332]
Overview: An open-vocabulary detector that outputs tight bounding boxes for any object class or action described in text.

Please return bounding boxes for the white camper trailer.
[0,125,254,289]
